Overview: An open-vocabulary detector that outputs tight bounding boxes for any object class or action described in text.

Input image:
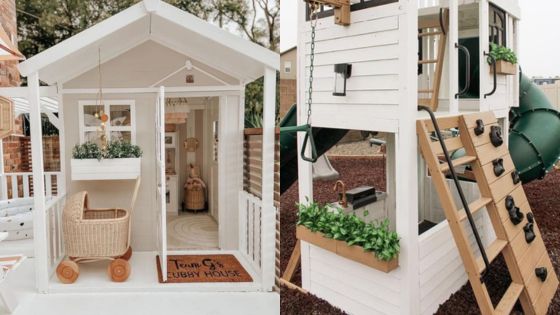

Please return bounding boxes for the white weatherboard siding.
[301,242,401,315]
[419,179,495,315]
[300,3,403,132]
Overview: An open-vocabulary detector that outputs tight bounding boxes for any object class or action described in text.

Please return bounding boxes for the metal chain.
[306,3,319,125]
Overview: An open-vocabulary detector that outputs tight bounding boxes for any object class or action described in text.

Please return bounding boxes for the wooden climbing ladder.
[417,109,558,315]
[418,9,448,111]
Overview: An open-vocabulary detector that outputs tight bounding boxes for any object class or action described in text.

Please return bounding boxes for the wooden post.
[28,72,49,293]
[0,139,7,200]
[261,66,276,291]
[479,0,490,111]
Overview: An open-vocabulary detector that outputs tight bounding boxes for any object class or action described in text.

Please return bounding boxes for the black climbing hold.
[492,158,505,177]
[490,126,503,147]
[511,170,521,185]
[474,119,485,136]
[524,222,536,243]
[527,212,534,223]
[505,195,515,210]
[509,206,524,225]
[535,267,548,281]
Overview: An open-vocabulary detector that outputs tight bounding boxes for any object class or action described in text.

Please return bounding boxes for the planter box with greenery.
[296,201,399,273]
[71,141,143,180]
[488,43,517,75]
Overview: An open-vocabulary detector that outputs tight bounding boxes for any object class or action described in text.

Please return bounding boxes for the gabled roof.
[0,24,23,61]
[18,0,279,85]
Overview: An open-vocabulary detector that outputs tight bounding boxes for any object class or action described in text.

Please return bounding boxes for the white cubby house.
[295,0,520,314]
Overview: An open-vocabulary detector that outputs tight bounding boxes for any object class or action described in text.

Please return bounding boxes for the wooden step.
[476,239,508,273]
[440,155,476,172]
[457,197,493,222]
[418,59,438,64]
[418,31,442,37]
[494,283,524,315]
[418,98,432,106]
[418,89,434,93]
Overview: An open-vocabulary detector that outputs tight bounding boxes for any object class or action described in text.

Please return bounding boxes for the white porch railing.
[239,190,263,273]
[0,172,62,200]
[45,195,66,277]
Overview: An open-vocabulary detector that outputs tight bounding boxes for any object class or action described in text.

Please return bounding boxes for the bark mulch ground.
[280,155,560,315]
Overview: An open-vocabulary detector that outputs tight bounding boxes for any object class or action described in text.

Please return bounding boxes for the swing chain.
[307,3,319,125]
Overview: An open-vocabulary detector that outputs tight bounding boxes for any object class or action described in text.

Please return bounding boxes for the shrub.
[297,200,400,261]
[72,141,142,160]
[488,43,517,64]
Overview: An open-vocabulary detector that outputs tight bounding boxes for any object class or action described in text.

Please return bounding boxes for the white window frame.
[78,100,137,144]
[284,61,292,73]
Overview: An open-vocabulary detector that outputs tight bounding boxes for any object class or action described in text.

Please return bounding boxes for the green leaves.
[297,201,400,261]
[488,43,517,65]
[72,141,142,160]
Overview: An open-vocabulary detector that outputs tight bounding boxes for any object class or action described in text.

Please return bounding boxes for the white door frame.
[156,86,167,281]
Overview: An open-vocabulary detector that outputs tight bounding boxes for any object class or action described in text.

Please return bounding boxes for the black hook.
[511,170,521,185]
[535,267,548,282]
[505,195,515,210]
[492,158,505,177]
[490,126,503,147]
[524,222,536,243]
[474,119,485,136]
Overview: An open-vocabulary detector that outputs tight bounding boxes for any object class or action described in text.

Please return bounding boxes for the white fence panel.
[46,195,66,277]
[0,172,61,200]
[239,190,263,273]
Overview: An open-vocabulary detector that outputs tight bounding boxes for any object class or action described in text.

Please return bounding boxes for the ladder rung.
[440,155,476,172]
[477,239,508,274]
[418,89,434,93]
[457,197,492,222]
[418,98,432,106]
[494,283,524,315]
[418,31,443,37]
[418,59,438,64]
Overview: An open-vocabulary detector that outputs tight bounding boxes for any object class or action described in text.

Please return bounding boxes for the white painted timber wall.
[301,241,402,315]
[299,2,404,133]
[419,178,495,315]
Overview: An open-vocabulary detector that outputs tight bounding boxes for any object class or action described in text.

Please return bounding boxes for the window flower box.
[491,60,517,75]
[296,225,398,273]
[71,158,141,180]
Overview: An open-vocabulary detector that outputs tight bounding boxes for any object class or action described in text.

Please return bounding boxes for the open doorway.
[164,96,219,250]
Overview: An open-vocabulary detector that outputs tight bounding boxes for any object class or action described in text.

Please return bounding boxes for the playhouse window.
[489,4,506,46]
[284,61,292,73]
[305,0,397,21]
[79,100,136,145]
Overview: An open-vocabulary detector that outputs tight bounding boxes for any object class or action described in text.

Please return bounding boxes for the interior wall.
[206,98,220,222]
[62,92,157,251]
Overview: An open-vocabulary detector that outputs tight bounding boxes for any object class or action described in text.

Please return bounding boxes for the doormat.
[156,254,253,283]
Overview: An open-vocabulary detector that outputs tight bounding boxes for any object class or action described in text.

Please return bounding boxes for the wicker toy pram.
[184,164,206,211]
[56,177,141,284]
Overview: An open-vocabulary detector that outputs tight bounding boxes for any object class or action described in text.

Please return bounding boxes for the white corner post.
[261,66,276,291]
[397,1,419,314]
[479,0,490,111]
[29,72,48,293]
[56,83,66,196]
[448,0,459,113]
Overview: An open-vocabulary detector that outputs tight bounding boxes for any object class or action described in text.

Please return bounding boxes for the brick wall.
[279,79,296,119]
[0,0,21,87]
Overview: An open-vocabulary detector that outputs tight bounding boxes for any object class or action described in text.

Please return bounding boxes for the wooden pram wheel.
[56,260,79,284]
[108,258,130,282]
[120,247,132,261]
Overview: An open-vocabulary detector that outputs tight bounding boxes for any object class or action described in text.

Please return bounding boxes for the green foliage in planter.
[488,43,517,65]
[72,141,142,160]
[297,200,400,261]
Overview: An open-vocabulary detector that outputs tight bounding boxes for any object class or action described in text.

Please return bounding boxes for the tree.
[16,0,279,126]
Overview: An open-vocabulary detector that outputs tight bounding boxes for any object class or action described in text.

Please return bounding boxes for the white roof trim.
[18,4,147,77]
[18,2,279,80]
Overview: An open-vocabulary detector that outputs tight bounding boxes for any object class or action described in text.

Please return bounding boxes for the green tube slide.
[509,73,560,183]
[280,104,348,193]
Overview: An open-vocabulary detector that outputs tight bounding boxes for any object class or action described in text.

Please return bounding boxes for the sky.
[280,0,560,77]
